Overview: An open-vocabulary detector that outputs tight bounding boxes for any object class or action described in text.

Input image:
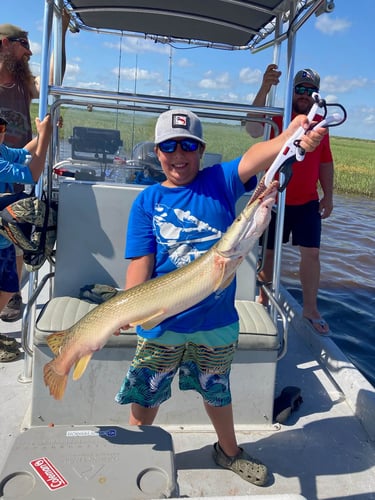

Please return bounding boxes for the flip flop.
[304,317,331,336]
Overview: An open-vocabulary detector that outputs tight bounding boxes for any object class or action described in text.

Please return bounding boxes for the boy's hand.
[288,115,328,152]
[35,114,52,138]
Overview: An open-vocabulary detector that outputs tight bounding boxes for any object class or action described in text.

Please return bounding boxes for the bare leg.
[129,403,159,425]
[204,401,240,456]
[0,250,24,322]
[257,249,274,306]
[299,246,329,333]
[0,291,14,314]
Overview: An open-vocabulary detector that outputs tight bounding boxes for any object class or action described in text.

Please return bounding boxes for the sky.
[3,1,375,140]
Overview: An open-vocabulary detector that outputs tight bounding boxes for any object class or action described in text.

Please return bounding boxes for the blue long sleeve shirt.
[0,144,34,249]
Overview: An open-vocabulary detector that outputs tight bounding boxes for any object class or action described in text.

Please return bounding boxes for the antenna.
[131,45,139,150]
[115,33,123,129]
[168,45,173,97]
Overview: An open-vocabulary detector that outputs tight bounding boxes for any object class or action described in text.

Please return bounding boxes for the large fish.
[43,179,279,400]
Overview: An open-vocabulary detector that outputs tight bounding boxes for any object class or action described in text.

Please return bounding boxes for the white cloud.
[76,81,105,89]
[65,62,81,78]
[334,105,375,140]
[177,57,192,68]
[30,40,41,55]
[244,92,257,103]
[315,15,351,35]
[359,106,375,124]
[199,71,230,89]
[115,66,162,82]
[226,92,239,101]
[364,114,375,125]
[105,37,170,55]
[239,67,262,84]
[321,76,368,93]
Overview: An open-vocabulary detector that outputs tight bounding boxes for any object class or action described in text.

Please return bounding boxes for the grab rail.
[18,272,55,383]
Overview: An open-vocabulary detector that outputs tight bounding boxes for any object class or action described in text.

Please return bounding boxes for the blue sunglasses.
[158,138,200,153]
[294,85,319,97]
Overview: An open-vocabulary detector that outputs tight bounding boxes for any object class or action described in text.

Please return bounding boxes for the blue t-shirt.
[125,159,256,338]
[0,144,34,249]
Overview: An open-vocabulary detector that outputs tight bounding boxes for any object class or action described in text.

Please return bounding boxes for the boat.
[1,1,374,498]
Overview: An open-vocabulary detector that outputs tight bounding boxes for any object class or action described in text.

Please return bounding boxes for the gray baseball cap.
[155,109,206,144]
[294,68,320,89]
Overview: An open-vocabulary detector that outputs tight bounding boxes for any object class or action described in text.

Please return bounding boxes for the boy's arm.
[125,254,155,290]
[238,115,327,184]
[24,115,52,182]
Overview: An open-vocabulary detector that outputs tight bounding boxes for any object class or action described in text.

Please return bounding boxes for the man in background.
[246,65,334,335]
[0,15,68,321]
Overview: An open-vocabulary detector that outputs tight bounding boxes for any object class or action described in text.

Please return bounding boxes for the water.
[280,193,375,387]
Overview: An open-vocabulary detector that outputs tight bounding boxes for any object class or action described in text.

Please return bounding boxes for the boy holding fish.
[115,108,326,486]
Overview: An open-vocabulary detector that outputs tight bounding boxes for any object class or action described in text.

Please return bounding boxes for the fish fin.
[72,353,94,381]
[130,309,166,330]
[43,360,68,401]
[215,255,244,290]
[46,331,68,356]
[218,273,236,290]
[212,259,227,291]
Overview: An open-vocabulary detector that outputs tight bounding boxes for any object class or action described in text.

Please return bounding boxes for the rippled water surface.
[280,193,375,387]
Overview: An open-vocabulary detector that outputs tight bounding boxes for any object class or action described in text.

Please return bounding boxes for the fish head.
[217,179,278,259]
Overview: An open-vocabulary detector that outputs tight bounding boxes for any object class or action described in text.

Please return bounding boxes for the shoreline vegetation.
[31,104,374,198]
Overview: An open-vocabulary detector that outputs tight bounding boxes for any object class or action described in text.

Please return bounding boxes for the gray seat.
[31,181,279,428]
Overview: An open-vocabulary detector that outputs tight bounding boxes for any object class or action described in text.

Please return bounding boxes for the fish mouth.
[250,179,279,205]
[259,180,279,199]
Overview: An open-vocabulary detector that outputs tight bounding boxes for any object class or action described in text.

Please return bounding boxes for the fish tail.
[43,360,68,400]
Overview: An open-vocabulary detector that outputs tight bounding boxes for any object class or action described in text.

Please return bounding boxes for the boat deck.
[1,280,374,499]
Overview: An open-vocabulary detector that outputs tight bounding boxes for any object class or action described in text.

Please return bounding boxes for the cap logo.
[172,114,189,129]
[301,71,314,83]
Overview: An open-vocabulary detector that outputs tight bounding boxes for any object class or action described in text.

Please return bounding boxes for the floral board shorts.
[115,322,239,408]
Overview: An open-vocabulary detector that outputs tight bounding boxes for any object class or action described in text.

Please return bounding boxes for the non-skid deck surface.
[1,280,374,499]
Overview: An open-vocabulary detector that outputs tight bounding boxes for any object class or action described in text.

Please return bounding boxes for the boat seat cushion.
[35,296,278,350]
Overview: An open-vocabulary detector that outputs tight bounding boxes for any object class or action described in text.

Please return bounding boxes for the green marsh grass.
[31,104,374,198]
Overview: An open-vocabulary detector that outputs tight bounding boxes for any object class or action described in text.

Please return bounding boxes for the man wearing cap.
[245,65,333,335]
[0,16,69,322]
[115,108,327,485]
[0,113,52,361]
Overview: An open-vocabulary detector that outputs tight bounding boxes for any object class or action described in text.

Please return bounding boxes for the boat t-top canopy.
[64,0,334,51]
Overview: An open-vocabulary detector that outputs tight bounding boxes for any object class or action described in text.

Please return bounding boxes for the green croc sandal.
[212,442,268,486]
[0,334,21,349]
[0,345,22,363]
